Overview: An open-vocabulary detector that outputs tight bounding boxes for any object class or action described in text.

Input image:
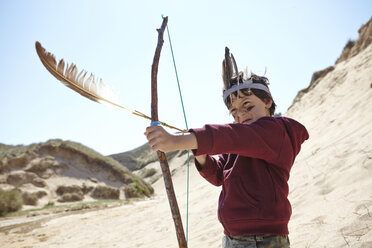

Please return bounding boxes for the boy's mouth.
[242,119,252,124]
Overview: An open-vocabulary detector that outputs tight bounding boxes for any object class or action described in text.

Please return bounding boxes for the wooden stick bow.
[151,16,187,248]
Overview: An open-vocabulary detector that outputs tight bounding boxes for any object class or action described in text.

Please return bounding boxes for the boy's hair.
[223,73,277,116]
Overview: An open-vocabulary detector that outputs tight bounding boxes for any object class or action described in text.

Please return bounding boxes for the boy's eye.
[247,106,254,111]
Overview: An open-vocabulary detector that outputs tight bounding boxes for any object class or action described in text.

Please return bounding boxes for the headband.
[222,78,271,101]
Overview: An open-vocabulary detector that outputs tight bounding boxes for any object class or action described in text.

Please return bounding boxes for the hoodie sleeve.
[189,117,309,167]
[194,154,228,186]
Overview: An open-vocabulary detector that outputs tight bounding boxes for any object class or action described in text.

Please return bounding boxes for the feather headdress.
[222,47,235,91]
[35,41,184,132]
[222,46,270,102]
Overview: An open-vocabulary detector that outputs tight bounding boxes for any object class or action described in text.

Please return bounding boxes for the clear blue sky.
[0,0,371,155]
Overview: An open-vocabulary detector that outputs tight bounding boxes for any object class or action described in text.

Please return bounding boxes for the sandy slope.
[1,38,372,248]
[286,43,372,247]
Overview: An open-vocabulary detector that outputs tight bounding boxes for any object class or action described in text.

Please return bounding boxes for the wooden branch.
[151,16,188,248]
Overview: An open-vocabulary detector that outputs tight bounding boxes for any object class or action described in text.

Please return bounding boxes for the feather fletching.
[35,41,119,106]
[35,41,185,133]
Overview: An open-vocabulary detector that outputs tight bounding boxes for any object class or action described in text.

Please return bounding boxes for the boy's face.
[228,91,272,124]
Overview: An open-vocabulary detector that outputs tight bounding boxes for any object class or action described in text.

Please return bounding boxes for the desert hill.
[109,142,190,184]
[289,17,372,110]
[0,139,153,212]
[109,142,188,172]
[285,17,372,247]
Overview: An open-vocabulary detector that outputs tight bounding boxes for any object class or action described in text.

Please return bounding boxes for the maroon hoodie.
[189,116,309,236]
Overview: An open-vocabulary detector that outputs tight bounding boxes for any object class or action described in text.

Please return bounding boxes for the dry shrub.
[6,172,46,188]
[7,172,36,186]
[32,178,46,187]
[56,185,83,195]
[124,182,149,198]
[82,183,94,194]
[7,154,29,168]
[58,193,84,202]
[22,191,47,206]
[36,191,47,198]
[44,201,55,207]
[92,185,119,200]
[22,192,38,205]
[26,156,58,178]
[140,168,157,178]
[27,156,55,172]
[0,189,23,216]
[0,161,5,174]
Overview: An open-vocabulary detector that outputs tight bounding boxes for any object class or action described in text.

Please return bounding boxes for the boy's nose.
[236,109,248,122]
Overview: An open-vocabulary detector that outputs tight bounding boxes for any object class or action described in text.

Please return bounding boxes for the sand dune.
[286,42,372,247]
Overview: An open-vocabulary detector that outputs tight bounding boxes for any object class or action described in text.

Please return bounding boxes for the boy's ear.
[264,99,273,109]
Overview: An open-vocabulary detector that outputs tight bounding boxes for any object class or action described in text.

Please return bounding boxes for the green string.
[162,14,190,244]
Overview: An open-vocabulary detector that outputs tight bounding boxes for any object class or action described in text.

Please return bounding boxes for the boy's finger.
[146,128,163,142]
[144,126,154,136]
[146,125,162,133]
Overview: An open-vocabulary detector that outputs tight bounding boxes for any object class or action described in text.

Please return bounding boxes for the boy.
[144,47,309,248]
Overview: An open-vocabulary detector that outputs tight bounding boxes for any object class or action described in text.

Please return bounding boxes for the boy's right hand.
[144,126,198,153]
[144,125,176,152]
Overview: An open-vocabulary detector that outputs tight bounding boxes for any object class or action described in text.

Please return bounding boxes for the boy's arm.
[189,120,285,164]
[194,154,225,186]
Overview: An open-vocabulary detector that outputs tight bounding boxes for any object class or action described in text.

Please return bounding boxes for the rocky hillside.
[289,17,372,111]
[335,17,372,64]
[0,139,153,211]
[285,17,372,247]
[110,144,190,184]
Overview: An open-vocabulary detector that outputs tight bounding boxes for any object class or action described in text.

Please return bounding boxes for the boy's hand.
[144,125,176,152]
[144,126,198,153]
[145,126,206,166]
